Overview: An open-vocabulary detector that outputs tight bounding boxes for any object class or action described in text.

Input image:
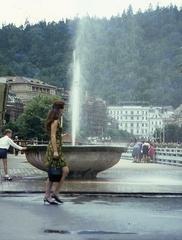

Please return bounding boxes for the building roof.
[164,117,175,122]
[5,76,57,89]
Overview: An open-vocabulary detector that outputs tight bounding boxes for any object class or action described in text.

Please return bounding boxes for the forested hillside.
[0,5,182,108]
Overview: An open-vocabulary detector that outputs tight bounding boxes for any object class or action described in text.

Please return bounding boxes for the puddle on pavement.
[44,229,136,235]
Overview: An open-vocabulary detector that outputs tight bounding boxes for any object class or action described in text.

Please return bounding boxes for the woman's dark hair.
[45,100,65,132]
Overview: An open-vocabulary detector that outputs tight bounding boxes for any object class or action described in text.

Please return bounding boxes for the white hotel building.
[107,105,174,140]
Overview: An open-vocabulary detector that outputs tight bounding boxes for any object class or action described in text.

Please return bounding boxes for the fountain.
[71,50,80,146]
[25,144,127,178]
[25,37,127,178]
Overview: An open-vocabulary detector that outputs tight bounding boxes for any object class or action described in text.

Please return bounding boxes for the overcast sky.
[0,0,182,27]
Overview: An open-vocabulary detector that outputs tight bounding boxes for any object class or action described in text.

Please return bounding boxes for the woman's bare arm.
[51,120,59,158]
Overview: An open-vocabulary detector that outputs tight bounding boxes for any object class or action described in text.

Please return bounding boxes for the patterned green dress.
[45,121,67,168]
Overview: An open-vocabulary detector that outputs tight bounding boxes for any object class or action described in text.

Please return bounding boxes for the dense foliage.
[0,5,182,108]
[0,95,70,141]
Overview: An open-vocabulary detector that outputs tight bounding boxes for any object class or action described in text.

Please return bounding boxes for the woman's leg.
[54,166,69,197]
[143,154,147,163]
[44,178,53,201]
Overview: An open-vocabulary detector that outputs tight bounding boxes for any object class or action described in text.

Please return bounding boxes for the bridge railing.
[121,146,182,167]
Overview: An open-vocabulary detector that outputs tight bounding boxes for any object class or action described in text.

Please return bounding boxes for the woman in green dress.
[44,100,69,205]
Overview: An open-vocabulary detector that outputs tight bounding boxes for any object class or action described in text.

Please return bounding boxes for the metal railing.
[121,146,182,167]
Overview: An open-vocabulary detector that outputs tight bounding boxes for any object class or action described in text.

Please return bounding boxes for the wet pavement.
[0,153,182,239]
[0,153,182,194]
[1,194,182,240]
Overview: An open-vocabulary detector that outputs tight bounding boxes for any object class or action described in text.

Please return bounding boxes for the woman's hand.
[53,151,59,158]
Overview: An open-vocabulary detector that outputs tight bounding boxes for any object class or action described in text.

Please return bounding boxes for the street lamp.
[163,124,165,143]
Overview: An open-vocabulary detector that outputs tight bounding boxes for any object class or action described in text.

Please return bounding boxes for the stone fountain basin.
[25,145,127,178]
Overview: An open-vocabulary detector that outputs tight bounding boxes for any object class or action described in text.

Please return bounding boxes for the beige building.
[107,105,174,141]
[6,91,24,122]
[5,76,57,104]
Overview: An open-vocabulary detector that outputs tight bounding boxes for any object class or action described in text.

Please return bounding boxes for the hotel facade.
[107,105,174,140]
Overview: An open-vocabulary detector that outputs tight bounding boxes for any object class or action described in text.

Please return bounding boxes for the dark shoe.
[5,176,12,181]
[52,194,63,203]
[44,198,58,205]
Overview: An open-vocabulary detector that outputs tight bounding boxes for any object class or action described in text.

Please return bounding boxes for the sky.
[0,0,182,27]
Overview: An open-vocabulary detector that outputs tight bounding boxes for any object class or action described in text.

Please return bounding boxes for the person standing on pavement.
[0,129,27,181]
[44,100,69,205]
[132,141,143,163]
[148,143,155,162]
[141,141,150,163]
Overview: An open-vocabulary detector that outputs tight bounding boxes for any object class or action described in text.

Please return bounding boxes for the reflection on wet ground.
[1,193,182,239]
[44,229,136,235]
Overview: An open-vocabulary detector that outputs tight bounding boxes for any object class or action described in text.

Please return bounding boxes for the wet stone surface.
[0,153,182,194]
[0,194,182,240]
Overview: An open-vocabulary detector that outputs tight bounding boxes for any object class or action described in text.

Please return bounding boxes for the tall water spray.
[71,51,80,145]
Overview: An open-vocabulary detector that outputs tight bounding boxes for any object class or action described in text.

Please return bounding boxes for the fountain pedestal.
[25,145,127,178]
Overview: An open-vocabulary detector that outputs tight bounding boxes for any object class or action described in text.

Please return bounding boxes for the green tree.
[1,120,19,136]
[165,124,181,143]
[16,95,69,140]
[0,65,16,76]
[105,128,134,142]
[0,6,182,107]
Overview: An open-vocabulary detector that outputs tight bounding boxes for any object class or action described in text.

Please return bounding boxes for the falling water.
[71,51,80,145]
